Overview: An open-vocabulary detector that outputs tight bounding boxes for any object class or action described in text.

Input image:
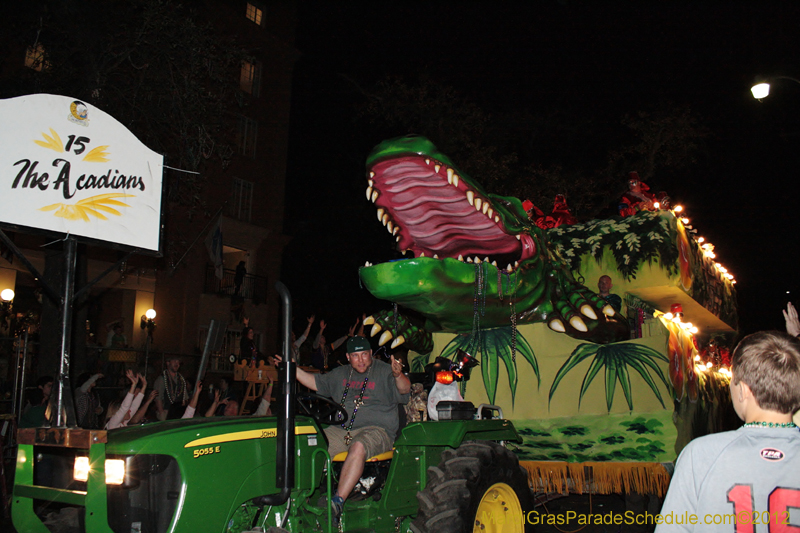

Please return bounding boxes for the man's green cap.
[346,335,371,354]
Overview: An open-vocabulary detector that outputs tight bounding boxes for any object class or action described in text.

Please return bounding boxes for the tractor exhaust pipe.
[257,281,295,506]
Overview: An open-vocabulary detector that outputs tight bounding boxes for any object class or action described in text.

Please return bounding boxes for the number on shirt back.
[727,484,798,532]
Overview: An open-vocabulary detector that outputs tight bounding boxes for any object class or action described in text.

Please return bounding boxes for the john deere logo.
[760,448,784,461]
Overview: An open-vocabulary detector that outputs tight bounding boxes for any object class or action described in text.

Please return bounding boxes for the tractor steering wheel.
[296,392,348,426]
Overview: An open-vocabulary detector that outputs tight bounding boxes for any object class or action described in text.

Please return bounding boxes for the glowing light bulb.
[674,205,684,213]
[697,237,705,243]
[653,202,660,209]
[663,313,673,321]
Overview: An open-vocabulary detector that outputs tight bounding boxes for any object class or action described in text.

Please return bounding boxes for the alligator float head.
[359,135,629,343]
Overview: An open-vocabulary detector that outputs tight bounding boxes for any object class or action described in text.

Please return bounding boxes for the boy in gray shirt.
[657,331,800,531]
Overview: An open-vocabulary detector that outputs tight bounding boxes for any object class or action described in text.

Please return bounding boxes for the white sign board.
[0,94,163,252]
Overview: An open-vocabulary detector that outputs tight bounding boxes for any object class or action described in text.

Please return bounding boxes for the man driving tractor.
[276,335,410,521]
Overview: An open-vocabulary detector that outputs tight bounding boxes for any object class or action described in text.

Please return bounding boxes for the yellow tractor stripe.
[184,425,317,448]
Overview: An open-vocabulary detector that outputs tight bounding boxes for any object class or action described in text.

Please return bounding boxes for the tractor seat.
[331,449,394,462]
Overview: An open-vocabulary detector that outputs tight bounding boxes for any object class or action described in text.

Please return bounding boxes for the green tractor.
[12,283,533,532]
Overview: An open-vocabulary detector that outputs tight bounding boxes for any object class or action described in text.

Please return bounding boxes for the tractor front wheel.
[410,441,533,533]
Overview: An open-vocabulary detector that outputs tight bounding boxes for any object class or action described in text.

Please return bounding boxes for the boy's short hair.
[732,331,800,414]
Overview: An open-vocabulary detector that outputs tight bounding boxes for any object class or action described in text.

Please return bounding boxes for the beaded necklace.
[162,370,187,405]
[742,421,798,429]
[339,364,373,445]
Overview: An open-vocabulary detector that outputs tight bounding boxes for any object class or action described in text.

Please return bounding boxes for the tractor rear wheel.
[410,440,532,533]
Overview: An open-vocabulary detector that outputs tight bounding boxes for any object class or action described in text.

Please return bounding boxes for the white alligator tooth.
[580,304,598,320]
[387,221,394,233]
[475,198,482,211]
[447,168,454,184]
[549,319,566,333]
[483,203,489,215]
[390,335,405,349]
[466,190,475,206]
[474,256,481,263]
[363,315,375,325]
[377,208,384,222]
[514,261,519,268]
[492,261,497,267]
[515,234,521,240]
[570,316,588,332]
[506,264,513,272]
[494,216,500,223]
[488,208,493,218]
[433,254,439,259]
[370,324,382,337]
[453,174,459,187]
[365,261,369,267]
[602,305,616,317]
[484,257,490,263]
[368,179,374,187]
[467,257,473,263]
[420,252,425,257]
[435,164,441,173]
[425,158,431,165]
[382,214,389,225]
[378,330,393,346]
[393,226,399,235]
[396,235,400,242]
[458,255,464,261]
[366,186,373,200]
[370,171,375,178]
[371,190,378,202]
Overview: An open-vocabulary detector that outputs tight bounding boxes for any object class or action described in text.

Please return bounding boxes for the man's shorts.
[324,425,393,459]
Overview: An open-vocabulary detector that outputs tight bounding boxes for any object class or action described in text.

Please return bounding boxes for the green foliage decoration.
[546,210,678,281]
[439,327,538,405]
[549,342,670,411]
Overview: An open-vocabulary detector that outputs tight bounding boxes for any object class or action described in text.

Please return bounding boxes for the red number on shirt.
[768,488,800,533]
[728,485,755,533]
[728,485,800,532]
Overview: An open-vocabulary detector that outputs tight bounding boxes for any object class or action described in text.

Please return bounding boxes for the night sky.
[282,1,800,341]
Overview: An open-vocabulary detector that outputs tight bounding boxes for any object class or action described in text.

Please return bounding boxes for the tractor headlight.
[73,456,90,482]
[72,457,126,485]
[105,459,126,485]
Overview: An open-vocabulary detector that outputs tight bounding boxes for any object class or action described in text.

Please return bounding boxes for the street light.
[751,76,800,100]
[0,289,14,331]
[0,288,14,302]
[141,308,156,374]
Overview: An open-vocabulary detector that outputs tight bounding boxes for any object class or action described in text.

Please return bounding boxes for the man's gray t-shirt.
[656,427,800,532]
[315,359,409,437]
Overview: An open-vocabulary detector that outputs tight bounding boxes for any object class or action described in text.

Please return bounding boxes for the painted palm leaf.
[550,342,670,411]
[440,326,538,404]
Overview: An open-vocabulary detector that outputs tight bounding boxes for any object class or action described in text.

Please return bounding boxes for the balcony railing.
[204,265,267,303]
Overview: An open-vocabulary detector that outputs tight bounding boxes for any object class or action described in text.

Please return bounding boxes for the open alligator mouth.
[367,155,536,271]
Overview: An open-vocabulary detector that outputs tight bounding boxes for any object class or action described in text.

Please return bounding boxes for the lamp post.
[140,308,156,375]
[0,288,14,333]
[751,76,800,100]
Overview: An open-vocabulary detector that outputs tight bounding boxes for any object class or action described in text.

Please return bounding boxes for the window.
[240,60,262,96]
[228,178,253,222]
[236,115,258,157]
[245,2,263,25]
[24,43,49,72]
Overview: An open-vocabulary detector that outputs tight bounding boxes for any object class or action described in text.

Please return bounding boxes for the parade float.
[359,135,739,497]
